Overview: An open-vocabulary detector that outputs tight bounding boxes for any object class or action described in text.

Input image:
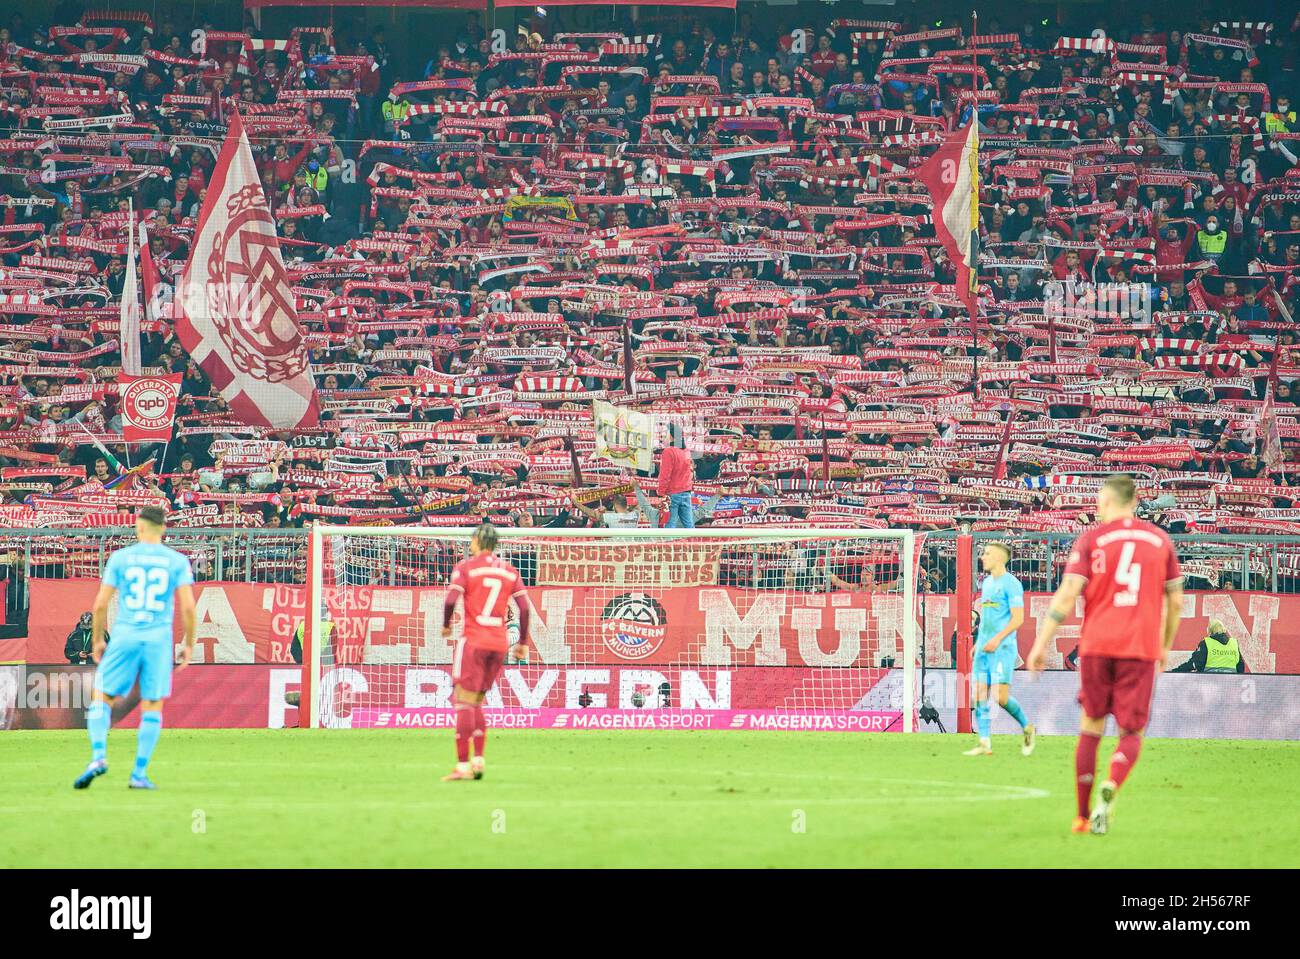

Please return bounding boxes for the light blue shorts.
[973,643,1018,688]
[94,636,175,701]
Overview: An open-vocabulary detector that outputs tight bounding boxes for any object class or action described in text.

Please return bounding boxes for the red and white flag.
[120,200,142,376]
[1262,385,1284,473]
[174,109,319,429]
[119,373,182,443]
[916,120,980,312]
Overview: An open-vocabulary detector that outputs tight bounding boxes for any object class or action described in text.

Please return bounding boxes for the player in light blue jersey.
[963,542,1036,757]
[74,505,196,790]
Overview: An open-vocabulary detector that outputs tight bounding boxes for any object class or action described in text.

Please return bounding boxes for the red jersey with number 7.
[1063,517,1182,661]
[445,554,527,651]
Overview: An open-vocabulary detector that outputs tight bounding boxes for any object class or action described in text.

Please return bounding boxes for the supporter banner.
[592,399,652,473]
[118,373,181,443]
[532,542,722,589]
[23,582,1300,674]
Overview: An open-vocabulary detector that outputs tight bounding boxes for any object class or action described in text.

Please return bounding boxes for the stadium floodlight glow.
[305,526,919,732]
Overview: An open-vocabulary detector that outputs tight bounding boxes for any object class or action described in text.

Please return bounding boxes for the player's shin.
[471,705,486,764]
[1075,730,1102,818]
[974,699,991,740]
[134,710,163,776]
[1002,696,1029,730]
[454,702,474,769]
[1108,732,1144,789]
[87,699,111,763]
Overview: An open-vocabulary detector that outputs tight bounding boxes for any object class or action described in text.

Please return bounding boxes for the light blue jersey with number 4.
[104,543,195,642]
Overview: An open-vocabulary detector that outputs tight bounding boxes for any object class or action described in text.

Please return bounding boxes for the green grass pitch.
[4,730,1297,868]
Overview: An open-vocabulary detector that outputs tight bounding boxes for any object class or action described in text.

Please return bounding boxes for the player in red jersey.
[439,522,531,782]
[1027,475,1183,835]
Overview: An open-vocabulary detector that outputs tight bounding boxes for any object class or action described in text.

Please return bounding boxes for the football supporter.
[0,8,1289,542]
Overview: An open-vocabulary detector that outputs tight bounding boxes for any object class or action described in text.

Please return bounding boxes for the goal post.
[304,526,919,732]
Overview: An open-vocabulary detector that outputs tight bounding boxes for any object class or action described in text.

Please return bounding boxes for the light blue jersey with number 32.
[104,543,195,642]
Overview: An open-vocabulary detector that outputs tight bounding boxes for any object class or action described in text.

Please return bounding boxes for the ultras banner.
[24,581,1300,673]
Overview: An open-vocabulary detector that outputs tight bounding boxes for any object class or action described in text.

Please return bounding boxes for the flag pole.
[75,419,131,473]
[821,414,830,482]
[992,385,1016,480]
[1270,333,1281,393]
[623,319,636,397]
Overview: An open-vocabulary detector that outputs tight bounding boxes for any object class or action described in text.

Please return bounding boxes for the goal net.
[304,527,919,731]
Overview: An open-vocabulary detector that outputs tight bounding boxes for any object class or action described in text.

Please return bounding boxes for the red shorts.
[1077,655,1157,731]
[454,644,506,695]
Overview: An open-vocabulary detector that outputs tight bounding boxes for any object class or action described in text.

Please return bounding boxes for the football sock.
[454,703,474,763]
[87,700,111,763]
[1108,733,1144,789]
[471,705,486,762]
[133,711,162,776]
[975,699,991,740]
[1002,697,1028,730]
[1076,730,1102,818]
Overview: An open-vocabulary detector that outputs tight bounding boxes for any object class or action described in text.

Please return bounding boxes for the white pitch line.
[1,766,1051,812]
[0,791,1048,813]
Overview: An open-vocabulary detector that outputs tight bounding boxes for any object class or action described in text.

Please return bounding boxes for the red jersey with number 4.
[446,554,526,651]
[1063,517,1182,661]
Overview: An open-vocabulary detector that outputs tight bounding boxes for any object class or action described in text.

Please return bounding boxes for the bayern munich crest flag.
[175,109,319,429]
[917,121,980,312]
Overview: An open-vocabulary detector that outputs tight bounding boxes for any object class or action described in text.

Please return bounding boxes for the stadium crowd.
[0,3,1297,551]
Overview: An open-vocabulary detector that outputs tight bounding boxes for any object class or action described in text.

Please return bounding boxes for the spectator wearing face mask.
[1262,94,1296,134]
[1195,215,1228,262]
